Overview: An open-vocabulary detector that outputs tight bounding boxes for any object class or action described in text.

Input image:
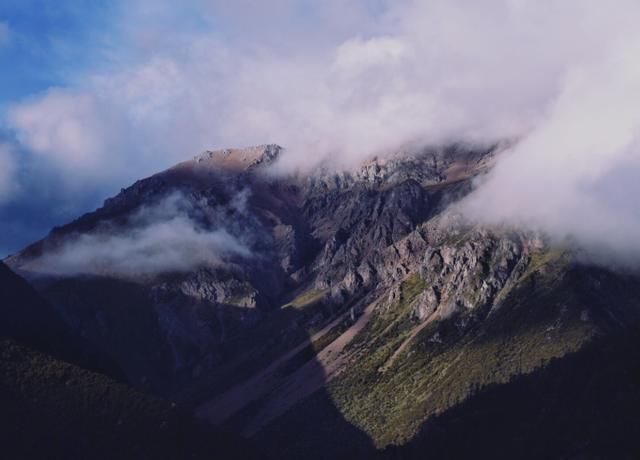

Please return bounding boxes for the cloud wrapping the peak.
[462,36,640,263]
[9,0,638,176]
[3,0,640,262]
[0,1,582,176]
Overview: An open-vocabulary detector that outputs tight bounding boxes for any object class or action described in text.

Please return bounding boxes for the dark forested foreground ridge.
[3,145,640,459]
[0,262,264,460]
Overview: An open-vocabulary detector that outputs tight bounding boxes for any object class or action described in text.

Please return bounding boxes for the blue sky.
[0,1,112,110]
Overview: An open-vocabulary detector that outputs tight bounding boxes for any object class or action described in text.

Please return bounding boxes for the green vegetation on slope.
[283,288,328,310]
[351,274,427,349]
[378,324,640,459]
[326,258,597,447]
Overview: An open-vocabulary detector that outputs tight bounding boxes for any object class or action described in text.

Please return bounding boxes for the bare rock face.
[193,144,282,171]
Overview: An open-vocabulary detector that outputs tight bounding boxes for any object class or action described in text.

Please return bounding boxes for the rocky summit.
[5,144,640,459]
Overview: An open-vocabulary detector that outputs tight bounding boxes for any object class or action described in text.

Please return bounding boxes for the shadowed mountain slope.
[0,263,264,460]
[0,339,265,460]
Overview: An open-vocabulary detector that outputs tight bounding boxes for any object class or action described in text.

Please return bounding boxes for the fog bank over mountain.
[462,39,640,264]
[2,1,640,260]
[8,2,639,173]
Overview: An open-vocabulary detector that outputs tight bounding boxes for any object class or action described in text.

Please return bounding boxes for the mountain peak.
[191,144,282,172]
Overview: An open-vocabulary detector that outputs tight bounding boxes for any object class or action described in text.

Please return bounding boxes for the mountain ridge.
[5,143,640,459]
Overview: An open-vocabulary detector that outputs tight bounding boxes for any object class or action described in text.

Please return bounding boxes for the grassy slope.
[378,324,640,459]
[325,253,623,447]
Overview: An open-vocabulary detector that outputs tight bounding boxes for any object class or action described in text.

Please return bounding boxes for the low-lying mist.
[27,191,254,277]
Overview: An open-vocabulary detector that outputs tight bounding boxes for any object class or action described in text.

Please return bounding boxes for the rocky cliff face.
[7,144,640,459]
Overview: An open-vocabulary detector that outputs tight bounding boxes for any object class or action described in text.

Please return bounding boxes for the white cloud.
[332,37,409,77]
[7,0,554,178]
[26,192,253,277]
[5,0,640,262]
[462,36,640,263]
[8,89,125,177]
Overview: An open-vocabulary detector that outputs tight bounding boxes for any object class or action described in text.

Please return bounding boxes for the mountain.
[0,260,125,379]
[0,339,264,460]
[0,260,83,357]
[0,262,264,459]
[7,144,640,459]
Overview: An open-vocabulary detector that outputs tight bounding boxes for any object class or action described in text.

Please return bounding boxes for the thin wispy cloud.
[25,191,254,277]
